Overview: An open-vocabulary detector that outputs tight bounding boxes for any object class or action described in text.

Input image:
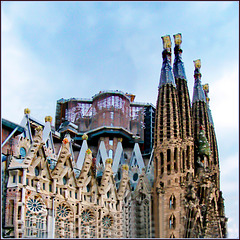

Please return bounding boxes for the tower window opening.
[169,215,176,229]
[167,149,171,175]
[187,146,190,169]
[160,153,164,175]
[182,150,185,172]
[174,148,178,172]
[169,195,176,209]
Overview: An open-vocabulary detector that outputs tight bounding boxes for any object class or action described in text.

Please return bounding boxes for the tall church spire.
[159,35,176,88]
[203,84,214,125]
[173,33,193,142]
[203,84,220,187]
[153,35,183,238]
[173,33,187,80]
[192,60,207,103]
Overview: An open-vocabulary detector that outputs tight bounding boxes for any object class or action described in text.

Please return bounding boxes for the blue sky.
[2,1,239,238]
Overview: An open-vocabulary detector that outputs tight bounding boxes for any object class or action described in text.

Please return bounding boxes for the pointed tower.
[153,35,183,238]
[173,33,194,176]
[192,60,212,170]
[202,84,220,188]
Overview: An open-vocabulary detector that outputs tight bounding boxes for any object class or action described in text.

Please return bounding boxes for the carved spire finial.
[24,108,31,115]
[194,59,201,69]
[161,35,172,51]
[173,33,182,46]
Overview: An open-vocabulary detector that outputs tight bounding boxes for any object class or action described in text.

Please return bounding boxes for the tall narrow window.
[174,148,178,172]
[169,195,176,209]
[182,150,185,172]
[87,183,91,192]
[155,157,159,176]
[13,175,16,183]
[187,146,190,169]
[167,149,171,175]
[160,153,164,175]
[35,166,40,176]
[169,214,176,229]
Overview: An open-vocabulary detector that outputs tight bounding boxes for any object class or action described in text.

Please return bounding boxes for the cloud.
[210,66,239,131]
[227,217,239,238]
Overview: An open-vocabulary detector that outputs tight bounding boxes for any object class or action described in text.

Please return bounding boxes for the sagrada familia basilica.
[2,34,227,238]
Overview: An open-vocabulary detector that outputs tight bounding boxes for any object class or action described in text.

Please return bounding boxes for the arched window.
[169,214,176,229]
[86,183,91,192]
[35,166,40,176]
[169,195,176,209]
[63,176,67,185]
[170,233,175,238]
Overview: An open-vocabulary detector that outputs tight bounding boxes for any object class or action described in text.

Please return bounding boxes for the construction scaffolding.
[91,91,131,130]
[55,91,155,151]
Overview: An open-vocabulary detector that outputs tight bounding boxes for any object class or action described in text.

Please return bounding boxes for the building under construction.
[55,90,155,156]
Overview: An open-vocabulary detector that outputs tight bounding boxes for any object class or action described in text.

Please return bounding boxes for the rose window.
[26,198,43,213]
[81,210,94,223]
[102,215,112,228]
[56,204,70,218]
